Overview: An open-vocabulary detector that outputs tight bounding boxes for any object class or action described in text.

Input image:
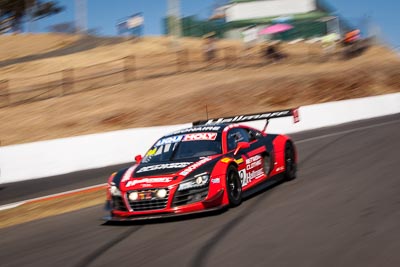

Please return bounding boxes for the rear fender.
[272,135,296,175]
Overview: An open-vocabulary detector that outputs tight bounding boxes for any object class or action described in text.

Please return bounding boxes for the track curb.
[0,183,106,211]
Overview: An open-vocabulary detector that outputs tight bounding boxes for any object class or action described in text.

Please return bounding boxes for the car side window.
[227,128,250,151]
[248,129,262,142]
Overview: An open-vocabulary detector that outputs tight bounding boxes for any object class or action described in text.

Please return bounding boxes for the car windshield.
[142,132,222,164]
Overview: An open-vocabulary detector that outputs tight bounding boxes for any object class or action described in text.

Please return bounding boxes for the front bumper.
[105,188,225,221]
[103,205,226,222]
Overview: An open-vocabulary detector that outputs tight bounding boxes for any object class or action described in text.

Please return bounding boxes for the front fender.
[210,157,238,205]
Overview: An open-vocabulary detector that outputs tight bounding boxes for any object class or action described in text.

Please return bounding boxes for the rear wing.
[192,108,300,128]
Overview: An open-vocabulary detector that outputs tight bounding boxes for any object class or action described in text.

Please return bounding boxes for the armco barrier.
[0,93,399,184]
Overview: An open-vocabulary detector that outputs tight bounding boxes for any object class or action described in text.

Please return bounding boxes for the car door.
[226,127,266,190]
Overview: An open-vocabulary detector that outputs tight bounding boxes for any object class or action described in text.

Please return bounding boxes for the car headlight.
[128,191,138,201]
[178,173,209,191]
[156,188,168,199]
[109,185,122,197]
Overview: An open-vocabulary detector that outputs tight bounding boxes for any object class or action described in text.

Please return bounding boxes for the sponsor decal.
[204,110,292,124]
[126,177,173,187]
[137,191,153,200]
[172,126,221,135]
[235,158,244,164]
[246,169,264,181]
[239,168,264,187]
[183,132,217,141]
[211,178,220,184]
[220,157,231,163]
[246,155,262,170]
[155,135,184,147]
[292,108,300,123]
[179,157,212,176]
[136,162,192,173]
[146,147,157,156]
[239,155,264,186]
[121,166,137,182]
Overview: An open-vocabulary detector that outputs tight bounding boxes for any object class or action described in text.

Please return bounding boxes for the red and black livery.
[104,108,299,221]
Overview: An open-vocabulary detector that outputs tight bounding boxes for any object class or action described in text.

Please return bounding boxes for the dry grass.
[0,188,105,229]
[0,33,79,61]
[0,35,399,146]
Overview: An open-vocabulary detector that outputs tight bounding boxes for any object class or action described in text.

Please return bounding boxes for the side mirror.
[134,154,143,163]
[234,142,250,156]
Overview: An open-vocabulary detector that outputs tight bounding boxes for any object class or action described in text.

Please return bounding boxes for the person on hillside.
[203,34,216,62]
[264,41,286,62]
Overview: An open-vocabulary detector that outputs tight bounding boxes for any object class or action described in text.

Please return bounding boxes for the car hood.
[133,160,194,177]
[119,155,222,191]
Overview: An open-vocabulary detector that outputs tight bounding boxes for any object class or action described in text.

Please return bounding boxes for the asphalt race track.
[1,114,399,267]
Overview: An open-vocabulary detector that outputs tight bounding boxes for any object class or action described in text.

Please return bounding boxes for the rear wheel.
[284,141,297,181]
[226,165,242,207]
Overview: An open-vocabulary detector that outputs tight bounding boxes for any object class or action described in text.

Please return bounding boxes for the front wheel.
[226,165,242,207]
[284,141,297,181]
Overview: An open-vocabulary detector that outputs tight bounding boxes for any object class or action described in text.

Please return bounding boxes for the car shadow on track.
[101,208,229,226]
[94,177,285,267]
[190,177,285,267]
[75,225,143,267]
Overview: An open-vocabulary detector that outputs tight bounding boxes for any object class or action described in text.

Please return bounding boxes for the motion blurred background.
[0,0,399,146]
[1,0,398,48]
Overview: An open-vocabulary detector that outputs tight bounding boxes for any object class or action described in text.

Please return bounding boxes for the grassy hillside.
[0,34,399,145]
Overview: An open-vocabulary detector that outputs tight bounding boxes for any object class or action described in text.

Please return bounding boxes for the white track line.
[296,119,400,144]
[0,201,25,211]
[1,118,399,212]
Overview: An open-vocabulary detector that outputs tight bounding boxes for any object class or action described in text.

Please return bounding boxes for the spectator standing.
[203,34,216,62]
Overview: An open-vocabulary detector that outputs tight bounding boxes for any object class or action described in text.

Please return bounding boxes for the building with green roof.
[165,0,348,41]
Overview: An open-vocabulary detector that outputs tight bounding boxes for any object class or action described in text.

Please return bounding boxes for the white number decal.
[239,169,247,186]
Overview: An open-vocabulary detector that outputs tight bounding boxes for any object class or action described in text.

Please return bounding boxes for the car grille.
[111,196,128,211]
[127,189,169,211]
[172,187,208,207]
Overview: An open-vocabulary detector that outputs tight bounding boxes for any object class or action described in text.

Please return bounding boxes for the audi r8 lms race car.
[104,108,299,221]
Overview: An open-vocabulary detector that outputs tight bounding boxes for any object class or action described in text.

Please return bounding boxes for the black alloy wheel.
[226,165,242,207]
[284,142,297,181]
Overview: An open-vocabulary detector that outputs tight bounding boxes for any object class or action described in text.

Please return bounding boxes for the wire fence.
[0,44,345,108]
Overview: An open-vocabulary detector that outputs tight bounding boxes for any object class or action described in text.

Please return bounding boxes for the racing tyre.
[226,165,242,207]
[284,141,297,181]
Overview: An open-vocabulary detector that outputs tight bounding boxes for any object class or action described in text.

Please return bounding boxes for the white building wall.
[226,0,316,22]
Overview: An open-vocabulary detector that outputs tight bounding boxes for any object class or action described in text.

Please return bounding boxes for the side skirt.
[242,174,284,200]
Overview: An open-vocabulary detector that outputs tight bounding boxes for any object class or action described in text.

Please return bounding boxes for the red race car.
[104,108,299,221]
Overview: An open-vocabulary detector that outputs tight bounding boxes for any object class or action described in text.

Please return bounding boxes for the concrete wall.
[1,92,399,184]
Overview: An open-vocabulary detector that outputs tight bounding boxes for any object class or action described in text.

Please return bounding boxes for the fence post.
[61,69,74,96]
[224,47,236,68]
[124,56,136,82]
[177,49,188,72]
[0,80,10,107]
[231,47,237,67]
